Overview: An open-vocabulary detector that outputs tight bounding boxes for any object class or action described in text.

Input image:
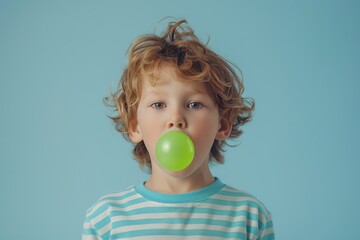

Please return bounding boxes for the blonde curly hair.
[106,19,255,170]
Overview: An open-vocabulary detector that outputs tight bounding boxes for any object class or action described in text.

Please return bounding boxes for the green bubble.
[155,131,195,171]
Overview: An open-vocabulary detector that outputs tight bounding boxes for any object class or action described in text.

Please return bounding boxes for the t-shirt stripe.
[82,179,275,240]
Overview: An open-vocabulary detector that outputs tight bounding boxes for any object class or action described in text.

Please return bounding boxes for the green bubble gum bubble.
[155,131,195,171]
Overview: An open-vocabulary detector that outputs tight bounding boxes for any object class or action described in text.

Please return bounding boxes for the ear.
[128,121,143,143]
[215,117,232,141]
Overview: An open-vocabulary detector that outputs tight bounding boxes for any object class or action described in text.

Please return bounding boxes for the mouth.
[155,131,195,171]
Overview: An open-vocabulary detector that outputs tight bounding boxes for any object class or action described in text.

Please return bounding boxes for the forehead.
[141,64,212,95]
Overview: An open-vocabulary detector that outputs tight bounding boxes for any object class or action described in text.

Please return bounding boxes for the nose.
[167,109,187,129]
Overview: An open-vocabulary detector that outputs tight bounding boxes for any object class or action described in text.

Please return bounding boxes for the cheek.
[190,115,220,156]
[193,111,220,133]
[137,118,163,156]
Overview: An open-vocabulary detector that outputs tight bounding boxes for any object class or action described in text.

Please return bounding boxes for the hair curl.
[105,19,255,170]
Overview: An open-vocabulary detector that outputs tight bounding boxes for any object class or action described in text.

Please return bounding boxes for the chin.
[164,168,195,178]
[162,161,206,179]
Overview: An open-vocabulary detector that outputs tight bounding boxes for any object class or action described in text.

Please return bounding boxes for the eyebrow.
[143,87,209,99]
[142,90,166,99]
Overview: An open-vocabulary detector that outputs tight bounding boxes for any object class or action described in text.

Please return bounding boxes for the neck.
[145,166,215,194]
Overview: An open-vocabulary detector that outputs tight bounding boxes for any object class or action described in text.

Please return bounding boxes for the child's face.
[130,65,230,177]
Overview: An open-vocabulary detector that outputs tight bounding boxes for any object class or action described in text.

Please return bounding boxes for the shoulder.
[85,186,140,220]
[213,184,273,220]
[211,184,274,238]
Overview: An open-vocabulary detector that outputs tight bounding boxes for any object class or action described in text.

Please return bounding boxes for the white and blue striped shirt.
[82,178,274,240]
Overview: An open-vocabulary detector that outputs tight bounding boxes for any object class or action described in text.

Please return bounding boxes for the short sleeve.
[258,212,275,240]
[82,215,103,240]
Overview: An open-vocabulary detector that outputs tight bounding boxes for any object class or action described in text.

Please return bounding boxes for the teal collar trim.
[135,177,224,204]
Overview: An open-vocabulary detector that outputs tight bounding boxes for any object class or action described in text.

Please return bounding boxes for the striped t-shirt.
[82,178,274,240]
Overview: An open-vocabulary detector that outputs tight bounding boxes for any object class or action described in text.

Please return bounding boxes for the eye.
[188,102,202,109]
[151,102,166,109]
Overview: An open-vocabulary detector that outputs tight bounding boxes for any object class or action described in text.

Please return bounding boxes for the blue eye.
[188,102,202,109]
[151,102,166,109]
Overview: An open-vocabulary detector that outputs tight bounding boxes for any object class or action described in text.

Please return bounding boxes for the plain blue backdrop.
[1,0,359,239]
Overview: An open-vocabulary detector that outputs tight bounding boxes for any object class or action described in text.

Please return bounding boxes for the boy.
[82,19,275,240]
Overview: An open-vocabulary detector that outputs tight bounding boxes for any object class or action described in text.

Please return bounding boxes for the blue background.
[1,0,359,239]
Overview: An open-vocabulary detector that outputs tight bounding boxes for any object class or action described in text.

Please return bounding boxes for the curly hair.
[105,19,255,170]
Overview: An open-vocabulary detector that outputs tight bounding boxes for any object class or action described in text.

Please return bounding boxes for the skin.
[129,65,231,194]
